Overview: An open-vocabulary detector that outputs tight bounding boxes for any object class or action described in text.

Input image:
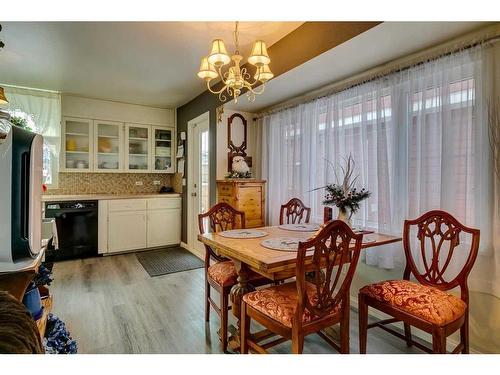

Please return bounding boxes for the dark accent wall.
[177,21,381,243]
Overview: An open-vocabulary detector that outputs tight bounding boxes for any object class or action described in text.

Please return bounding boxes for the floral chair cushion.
[207,261,238,287]
[359,279,467,326]
[242,282,339,328]
[207,261,264,287]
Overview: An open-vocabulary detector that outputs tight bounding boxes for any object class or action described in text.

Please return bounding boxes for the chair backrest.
[295,220,363,322]
[403,210,480,302]
[198,202,246,264]
[279,198,311,225]
[198,202,246,235]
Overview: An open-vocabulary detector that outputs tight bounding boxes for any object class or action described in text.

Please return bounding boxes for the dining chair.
[240,220,363,354]
[279,198,311,225]
[198,202,270,352]
[358,210,480,354]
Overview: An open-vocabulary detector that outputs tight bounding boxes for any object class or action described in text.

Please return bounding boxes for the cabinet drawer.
[218,196,235,206]
[244,207,262,220]
[218,184,234,196]
[147,198,181,210]
[238,191,261,207]
[108,199,147,212]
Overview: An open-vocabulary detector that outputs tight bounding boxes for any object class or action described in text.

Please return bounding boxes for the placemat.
[219,229,268,239]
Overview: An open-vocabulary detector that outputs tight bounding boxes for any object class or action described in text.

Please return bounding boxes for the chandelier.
[197,22,274,103]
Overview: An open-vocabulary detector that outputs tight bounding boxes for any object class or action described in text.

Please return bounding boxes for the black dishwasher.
[44,201,99,262]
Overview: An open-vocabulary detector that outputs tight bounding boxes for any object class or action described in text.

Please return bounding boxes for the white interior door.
[187,112,210,256]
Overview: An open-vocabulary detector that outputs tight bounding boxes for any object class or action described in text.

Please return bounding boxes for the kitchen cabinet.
[62,117,94,172]
[107,199,148,253]
[99,197,181,254]
[152,126,175,173]
[146,198,181,247]
[61,117,175,173]
[94,120,124,172]
[125,123,151,172]
[108,210,147,252]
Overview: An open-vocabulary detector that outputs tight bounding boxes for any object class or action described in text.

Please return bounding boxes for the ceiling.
[0,22,303,108]
[226,21,489,113]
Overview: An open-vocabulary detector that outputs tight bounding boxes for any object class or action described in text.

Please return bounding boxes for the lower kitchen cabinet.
[98,197,181,254]
[147,209,181,247]
[108,210,147,252]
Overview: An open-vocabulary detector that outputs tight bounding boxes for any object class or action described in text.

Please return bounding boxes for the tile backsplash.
[45,172,175,195]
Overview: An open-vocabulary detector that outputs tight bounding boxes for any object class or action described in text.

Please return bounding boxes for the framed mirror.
[227,113,252,171]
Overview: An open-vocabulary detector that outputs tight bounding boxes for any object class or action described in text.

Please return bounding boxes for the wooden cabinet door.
[147,209,181,247]
[108,210,147,252]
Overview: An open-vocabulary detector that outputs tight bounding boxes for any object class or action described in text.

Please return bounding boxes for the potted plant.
[318,155,371,227]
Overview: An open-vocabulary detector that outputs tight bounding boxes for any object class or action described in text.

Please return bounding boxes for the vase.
[337,208,352,228]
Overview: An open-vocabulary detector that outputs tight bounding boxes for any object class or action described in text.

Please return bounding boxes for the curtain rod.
[255,24,500,119]
[0,83,60,94]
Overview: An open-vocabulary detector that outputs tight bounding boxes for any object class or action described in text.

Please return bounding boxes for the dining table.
[198,224,402,352]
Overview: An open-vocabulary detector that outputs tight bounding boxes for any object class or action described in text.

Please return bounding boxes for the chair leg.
[460,313,469,354]
[291,334,304,354]
[432,328,447,354]
[340,301,350,354]
[221,289,229,352]
[291,323,304,354]
[241,302,250,354]
[205,278,210,323]
[404,323,413,347]
[358,294,368,354]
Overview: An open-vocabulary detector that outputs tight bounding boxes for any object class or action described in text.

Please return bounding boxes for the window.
[7,109,57,186]
[261,47,492,271]
[2,86,61,188]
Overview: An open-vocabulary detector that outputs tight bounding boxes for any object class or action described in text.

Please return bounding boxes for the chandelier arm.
[244,82,265,95]
[217,65,229,85]
[206,81,228,95]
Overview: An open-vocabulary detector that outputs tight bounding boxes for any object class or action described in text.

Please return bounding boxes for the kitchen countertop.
[42,193,181,202]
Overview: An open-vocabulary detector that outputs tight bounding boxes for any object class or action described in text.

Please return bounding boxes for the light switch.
[153,180,161,185]
[135,181,143,186]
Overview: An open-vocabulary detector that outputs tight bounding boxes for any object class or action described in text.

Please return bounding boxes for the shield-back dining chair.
[358,210,480,354]
[279,198,311,225]
[240,220,363,354]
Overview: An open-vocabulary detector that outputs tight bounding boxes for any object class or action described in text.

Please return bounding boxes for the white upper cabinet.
[94,120,124,172]
[61,117,175,173]
[152,126,175,174]
[62,117,94,172]
[125,123,151,172]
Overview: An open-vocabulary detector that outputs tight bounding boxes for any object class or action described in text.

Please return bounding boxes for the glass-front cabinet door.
[152,126,175,173]
[62,117,93,171]
[125,123,151,172]
[94,120,123,172]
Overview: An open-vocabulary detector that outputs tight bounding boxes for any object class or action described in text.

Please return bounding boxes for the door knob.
[191,192,197,197]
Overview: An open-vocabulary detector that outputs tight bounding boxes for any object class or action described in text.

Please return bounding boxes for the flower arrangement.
[225,170,251,179]
[316,155,371,225]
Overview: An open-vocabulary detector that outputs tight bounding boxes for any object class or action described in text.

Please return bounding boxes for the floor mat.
[136,247,203,277]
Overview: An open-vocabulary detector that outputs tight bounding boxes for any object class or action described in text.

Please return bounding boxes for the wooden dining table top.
[198,225,402,278]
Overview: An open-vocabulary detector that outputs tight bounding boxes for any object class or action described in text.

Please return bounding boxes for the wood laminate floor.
[51,252,423,354]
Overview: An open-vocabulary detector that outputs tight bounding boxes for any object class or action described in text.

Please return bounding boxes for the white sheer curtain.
[3,86,61,188]
[259,43,499,297]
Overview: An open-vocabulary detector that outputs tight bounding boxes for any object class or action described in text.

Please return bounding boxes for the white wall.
[216,109,257,180]
[62,94,175,126]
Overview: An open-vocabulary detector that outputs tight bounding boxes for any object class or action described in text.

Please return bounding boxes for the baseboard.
[180,241,204,260]
[348,294,481,354]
